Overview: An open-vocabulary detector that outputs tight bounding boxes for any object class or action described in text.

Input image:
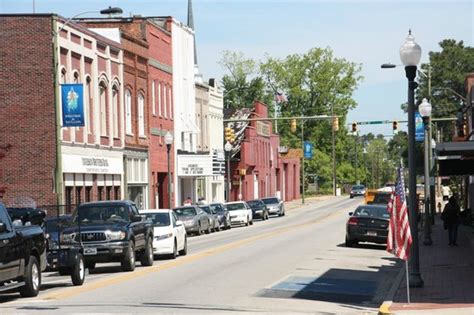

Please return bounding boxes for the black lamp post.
[399,30,424,287]
[419,98,433,246]
[224,141,233,202]
[165,131,174,209]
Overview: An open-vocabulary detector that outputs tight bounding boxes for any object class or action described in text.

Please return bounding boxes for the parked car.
[345,204,389,247]
[246,199,269,220]
[173,205,211,235]
[0,202,47,297]
[210,203,231,230]
[225,201,253,226]
[350,185,366,198]
[261,197,285,217]
[139,209,187,259]
[44,215,73,250]
[60,200,154,272]
[199,205,220,232]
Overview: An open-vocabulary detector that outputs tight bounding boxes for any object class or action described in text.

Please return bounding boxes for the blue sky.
[1,0,472,136]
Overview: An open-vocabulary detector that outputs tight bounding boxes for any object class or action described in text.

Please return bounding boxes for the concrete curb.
[378,260,406,315]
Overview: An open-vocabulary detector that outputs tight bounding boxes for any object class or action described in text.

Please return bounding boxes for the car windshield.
[262,198,278,204]
[352,185,365,190]
[74,205,129,224]
[143,213,170,227]
[210,204,224,213]
[173,207,197,217]
[45,216,71,231]
[247,200,263,208]
[199,206,211,214]
[354,206,389,219]
[226,203,246,211]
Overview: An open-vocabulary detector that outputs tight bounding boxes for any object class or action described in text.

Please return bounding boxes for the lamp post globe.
[224,141,232,202]
[224,141,232,152]
[419,98,432,118]
[400,30,422,66]
[165,131,173,146]
[164,131,173,209]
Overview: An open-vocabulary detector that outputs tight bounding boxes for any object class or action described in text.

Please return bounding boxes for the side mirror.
[348,212,353,216]
[131,214,142,222]
[176,220,183,226]
[0,222,6,233]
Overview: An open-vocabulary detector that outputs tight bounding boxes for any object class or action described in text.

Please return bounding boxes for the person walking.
[441,196,460,246]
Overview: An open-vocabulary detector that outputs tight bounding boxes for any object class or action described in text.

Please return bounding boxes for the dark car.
[345,204,389,247]
[261,197,285,217]
[173,205,211,235]
[210,203,231,230]
[350,185,366,198]
[246,199,269,220]
[61,200,154,272]
[44,215,73,250]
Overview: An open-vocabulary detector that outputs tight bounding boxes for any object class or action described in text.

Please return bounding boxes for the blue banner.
[415,112,424,142]
[61,84,84,127]
[304,141,313,159]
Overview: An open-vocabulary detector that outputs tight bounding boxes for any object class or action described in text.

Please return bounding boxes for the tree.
[416,39,474,140]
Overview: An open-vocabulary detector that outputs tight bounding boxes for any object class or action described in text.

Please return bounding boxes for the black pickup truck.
[0,202,46,297]
[60,200,154,272]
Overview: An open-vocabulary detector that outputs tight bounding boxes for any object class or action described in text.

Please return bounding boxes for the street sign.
[415,112,424,142]
[304,141,313,159]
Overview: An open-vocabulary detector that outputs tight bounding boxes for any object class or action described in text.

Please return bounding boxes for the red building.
[226,101,300,202]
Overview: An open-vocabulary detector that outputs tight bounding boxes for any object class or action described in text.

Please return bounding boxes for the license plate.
[367,231,377,236]
[84,247,97,255]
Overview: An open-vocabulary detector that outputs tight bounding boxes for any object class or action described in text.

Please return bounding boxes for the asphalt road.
[0,196,401,314]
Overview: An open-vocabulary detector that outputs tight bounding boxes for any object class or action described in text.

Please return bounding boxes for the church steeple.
[187,0,198,67]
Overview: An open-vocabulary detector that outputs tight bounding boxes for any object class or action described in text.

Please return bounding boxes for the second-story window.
[99,82,108,137]
[157,83,162,117]
[163,85,168,118]
[138,93,145,137]
[125,89,132,135]
[85,77,92,134]
[152,81,156,116]
[112,85,120,138]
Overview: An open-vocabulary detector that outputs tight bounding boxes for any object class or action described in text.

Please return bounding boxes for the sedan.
[345,205,390,247]
[210,203,231,230]
[173,206,211,235]
[199,205,220,232]
[246,199,269,220]
[350,185,366,198]
[225,201,253,226]
[261,197,285,217]
[140,209,187,259]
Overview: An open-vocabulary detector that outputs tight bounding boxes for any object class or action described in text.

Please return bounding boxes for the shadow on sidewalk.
[391,219,474,310]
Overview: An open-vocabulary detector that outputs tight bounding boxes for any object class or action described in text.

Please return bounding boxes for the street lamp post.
[224,141,233,202]
[165,132,174,209]
[400,30,424,287]
[419,98,433,246]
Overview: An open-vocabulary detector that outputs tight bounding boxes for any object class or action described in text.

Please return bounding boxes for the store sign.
[61,84,84,127]
[256,121,271,137]
[62,154,122,174]
[178,155,213,177]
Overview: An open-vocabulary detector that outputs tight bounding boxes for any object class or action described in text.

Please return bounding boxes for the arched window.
[125,89,132,135]
[112,85,120,138]
[73,71,80,83]
[138,93,145,137]
[163,85,167,118]
[60,68,67,84]
[85,77,93,134]
[151,81,156,116]
[99,81,108,136]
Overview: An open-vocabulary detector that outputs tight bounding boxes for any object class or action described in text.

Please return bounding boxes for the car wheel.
[121,241,136,272]
[170,239,177,259]
[140,237,154,266]
[216,224,221,232]
[19,256,41,297]
[179,236,188,256]
[71,253,85,286]
[282,209,285,216]
[245,217,249,226]
[205,222,211,234]
[345,236,356,247]
[85,262,96,270]
[249,219,253,225]
[350,194,354,199]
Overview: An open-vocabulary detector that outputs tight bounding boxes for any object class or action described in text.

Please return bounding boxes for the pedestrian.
[183,197,192,206]
[441,196,460,246]
[197,197,207,205]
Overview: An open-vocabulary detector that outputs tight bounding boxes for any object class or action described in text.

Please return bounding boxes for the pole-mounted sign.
[304,141,313,159]
[61,84,84,127]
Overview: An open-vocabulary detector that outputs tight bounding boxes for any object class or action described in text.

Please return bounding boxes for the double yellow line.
[40,209,343,301]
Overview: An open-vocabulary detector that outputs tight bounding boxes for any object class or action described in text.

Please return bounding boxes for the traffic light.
[290,119,297,133]
[392,120,398,133]
[351,122,358,133]
[332,117,339,131]
[225,127,234,142]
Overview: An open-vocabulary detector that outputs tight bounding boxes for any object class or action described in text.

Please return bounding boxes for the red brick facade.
[0,15,57,206]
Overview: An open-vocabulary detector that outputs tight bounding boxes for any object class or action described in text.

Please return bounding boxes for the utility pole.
[331,104,336,196]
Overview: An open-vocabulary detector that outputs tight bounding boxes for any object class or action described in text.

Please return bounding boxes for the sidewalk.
[285,194,337,211]
[379,218,474,314]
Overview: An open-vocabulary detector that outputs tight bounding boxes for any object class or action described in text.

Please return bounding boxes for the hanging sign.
[415,112,424,142]
[304,141,313,159]
[61,83,84,127]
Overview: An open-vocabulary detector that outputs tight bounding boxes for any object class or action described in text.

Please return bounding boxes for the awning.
[436,141,474,176]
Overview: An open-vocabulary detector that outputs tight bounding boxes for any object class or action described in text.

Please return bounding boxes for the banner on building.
[415,112,424,142]
[61,84,84,127]
[304,141,313,159]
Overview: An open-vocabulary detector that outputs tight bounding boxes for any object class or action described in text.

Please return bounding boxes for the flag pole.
[405,259,411,303]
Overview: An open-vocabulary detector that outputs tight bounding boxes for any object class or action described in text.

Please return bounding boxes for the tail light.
[348,217,358,225]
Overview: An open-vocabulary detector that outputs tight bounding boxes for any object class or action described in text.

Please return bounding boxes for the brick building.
[0,14,125,208]
[225,101,300,202]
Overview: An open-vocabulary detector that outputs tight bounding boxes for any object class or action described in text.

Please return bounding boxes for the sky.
[1,0,472,136]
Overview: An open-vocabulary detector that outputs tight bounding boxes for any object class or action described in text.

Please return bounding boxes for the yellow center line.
[39,209,343,301]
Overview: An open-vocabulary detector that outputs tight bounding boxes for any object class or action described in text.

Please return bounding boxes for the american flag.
[386,166,412,261]
[275,90,287,103]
